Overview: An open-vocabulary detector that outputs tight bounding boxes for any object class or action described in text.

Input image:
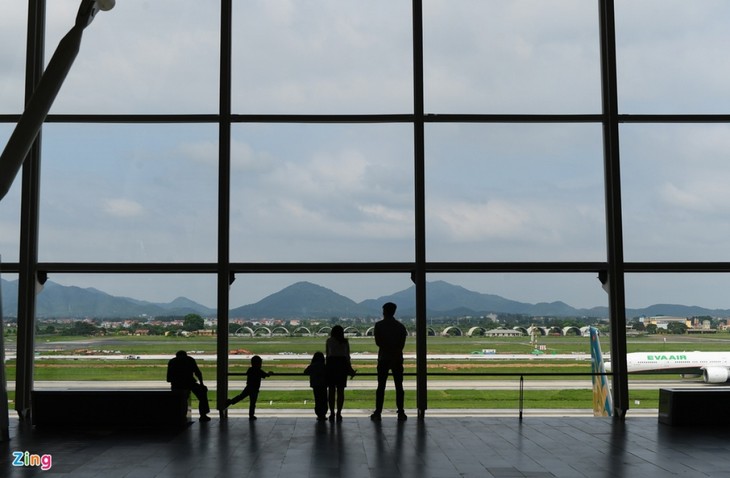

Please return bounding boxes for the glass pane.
[624,273,730,395]
[32,273,217,390]
[423,0,601,114]
[0,2,27,113]
[232,0,413,114]
[0,126,21,263]
[227,273,413,411]
[38,124,218,262]
[45,0,219,114]
[615,0,730,114]
[425,123,606,262]
[230,124,414,262]
[424,273,606,410]
[621,124,730,262]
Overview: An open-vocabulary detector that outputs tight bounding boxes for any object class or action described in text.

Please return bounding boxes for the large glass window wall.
[2,0,729,416]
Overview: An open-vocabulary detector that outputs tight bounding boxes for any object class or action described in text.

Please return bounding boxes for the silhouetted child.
[225,355,273,420]
[304,351,328,420]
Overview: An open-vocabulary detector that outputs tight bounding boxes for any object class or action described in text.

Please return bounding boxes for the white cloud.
[101,198,144,218]
[430,199,530,242]
[236,145,411,238]
[358,203,411,224]
[178,141,217,166]
[271,149,370,197]
[659,183,711,213]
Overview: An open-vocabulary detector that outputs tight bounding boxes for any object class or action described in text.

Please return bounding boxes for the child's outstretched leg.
[226,388,250,408]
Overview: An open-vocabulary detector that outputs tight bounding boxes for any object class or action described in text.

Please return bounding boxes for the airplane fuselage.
[605,351,730,383]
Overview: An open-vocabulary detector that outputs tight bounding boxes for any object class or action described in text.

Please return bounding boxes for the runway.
[6,350,714,394]
[20,352,592,361]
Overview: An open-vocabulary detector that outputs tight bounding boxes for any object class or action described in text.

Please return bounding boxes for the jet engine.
[702,367,730,383]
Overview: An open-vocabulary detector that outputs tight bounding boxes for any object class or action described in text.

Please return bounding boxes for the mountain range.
[2,278,730,320]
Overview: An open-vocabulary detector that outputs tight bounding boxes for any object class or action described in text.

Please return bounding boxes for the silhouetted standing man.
[167,350,211,422]
[371,302,408,421]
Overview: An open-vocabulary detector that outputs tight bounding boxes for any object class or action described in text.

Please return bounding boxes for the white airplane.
[603,349,730,383]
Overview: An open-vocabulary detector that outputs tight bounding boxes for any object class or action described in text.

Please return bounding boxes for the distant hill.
[230,281,376,319]
[1,279,214,319]
[360,280,534,317]
[3,277,730,320]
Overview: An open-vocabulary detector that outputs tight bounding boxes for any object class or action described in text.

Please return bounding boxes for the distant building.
[645,315,690,330]
[484,328,522,337]
[687,318,717,334]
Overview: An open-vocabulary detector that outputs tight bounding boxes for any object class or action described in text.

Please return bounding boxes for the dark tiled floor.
[2,413,730,477]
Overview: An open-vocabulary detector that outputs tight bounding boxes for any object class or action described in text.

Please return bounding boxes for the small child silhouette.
[304,351,328,420]
[224,355,273,420]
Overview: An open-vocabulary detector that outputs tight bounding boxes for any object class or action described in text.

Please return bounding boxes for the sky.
[3,0,730,312]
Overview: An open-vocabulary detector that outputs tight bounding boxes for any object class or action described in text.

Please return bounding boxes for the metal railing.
[228,371,612,421]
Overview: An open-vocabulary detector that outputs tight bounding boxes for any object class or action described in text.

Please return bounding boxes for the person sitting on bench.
[167,350,211,422]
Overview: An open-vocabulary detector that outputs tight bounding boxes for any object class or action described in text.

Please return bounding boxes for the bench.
[32,390,191,428]
[659,387,730,426]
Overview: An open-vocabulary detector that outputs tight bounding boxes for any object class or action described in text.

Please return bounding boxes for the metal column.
[14,0,46,420]
[412,0,428,419]
[216,0,233,416]
[598,0,629,419]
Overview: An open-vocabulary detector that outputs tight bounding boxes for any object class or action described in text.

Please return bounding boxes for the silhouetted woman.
[325,325,355,422]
